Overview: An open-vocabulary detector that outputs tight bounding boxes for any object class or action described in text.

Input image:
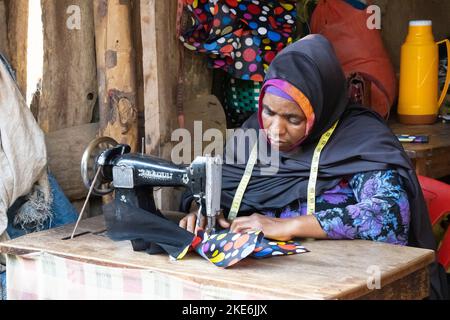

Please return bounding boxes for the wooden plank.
[140,0,176,210]
[45,123,99,200]
[39,0,97,133]
[357,268,429,300]
[140,0,214,211]
[390,121,450,158]
[141,0,213,159]
[4,0,28,97]
[389,120,450,178]
[93,0,108,130]
[0,1,8,57]
[98,0,139,152]
[0,217,435,300]
[413,148,450,179]
[130,0,146,142]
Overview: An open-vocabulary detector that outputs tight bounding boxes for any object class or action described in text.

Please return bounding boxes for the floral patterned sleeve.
[313,170,411,245]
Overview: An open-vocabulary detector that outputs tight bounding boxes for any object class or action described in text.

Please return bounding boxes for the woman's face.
[261,93,307,151]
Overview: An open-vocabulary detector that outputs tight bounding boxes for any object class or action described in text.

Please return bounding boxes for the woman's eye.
[264,108,274,116]
[289,117,301,125]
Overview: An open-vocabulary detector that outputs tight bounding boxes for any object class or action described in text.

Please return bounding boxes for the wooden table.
[0,216,434,300]
[389,120,450,178]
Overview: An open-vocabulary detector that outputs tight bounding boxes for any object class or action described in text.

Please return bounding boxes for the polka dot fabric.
[180,0,297,81]
[190,229,308,268]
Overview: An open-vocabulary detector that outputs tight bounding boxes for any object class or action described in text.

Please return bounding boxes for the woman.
[180,34,448,299]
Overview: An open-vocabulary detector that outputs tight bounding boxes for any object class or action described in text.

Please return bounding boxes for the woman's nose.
[270,117,287,137]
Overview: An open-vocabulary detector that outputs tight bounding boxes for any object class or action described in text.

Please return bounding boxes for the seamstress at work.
[179,34,447,299]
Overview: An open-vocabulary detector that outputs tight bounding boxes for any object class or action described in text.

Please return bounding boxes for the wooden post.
[39,0,97,133]
[0,1,9,57]
[4,0,28,97]
[97,0,138,152]
[45,123,100,201]
[140,0,213,210]
[93,0,108,134]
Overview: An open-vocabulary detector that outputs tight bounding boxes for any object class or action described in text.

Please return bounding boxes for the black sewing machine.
[80,137,222,234]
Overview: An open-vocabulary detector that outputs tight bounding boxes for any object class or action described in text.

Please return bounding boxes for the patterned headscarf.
[258,79,315,149]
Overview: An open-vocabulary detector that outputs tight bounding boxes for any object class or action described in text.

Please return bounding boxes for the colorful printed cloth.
[180,0,297,81]
[104,200,308,268]
[191,229,308,267]
[262,170,411,245]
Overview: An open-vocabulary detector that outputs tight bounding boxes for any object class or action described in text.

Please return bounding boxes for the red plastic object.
[310,0,397,119]
[418,175,450,270]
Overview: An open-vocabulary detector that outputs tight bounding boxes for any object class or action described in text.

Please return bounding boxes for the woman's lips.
[270,140,289,148]
[268,137,288,144]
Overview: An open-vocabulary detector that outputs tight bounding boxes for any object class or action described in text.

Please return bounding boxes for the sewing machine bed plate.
[0,215,434,300]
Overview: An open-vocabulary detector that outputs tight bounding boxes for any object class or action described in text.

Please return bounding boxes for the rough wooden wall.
[373,0,450,72]
[39,0,97,133]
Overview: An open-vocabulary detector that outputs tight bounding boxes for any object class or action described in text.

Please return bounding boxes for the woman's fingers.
[230,216,258,233]
[182,212,264,234]
[187,213,198,233]
[218,213,231,229]
[179,213,199,233]
[179,215,188,229]
[194,215,206,234]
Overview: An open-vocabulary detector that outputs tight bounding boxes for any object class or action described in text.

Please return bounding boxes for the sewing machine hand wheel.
[81,137,118,196]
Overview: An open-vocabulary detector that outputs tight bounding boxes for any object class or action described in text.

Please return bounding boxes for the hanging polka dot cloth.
[180,0,297,82]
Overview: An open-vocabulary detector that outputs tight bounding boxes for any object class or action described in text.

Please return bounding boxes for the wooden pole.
[5,0,28,97]
[140,0,213,210]
[98,0,138,152]
[0,1,9,58]
[40,0,97,133]
[93,0,108,132]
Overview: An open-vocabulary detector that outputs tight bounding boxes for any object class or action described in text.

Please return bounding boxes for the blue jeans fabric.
[6,173,78,239]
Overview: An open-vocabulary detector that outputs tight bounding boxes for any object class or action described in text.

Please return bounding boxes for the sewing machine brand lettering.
[138,169,173,181]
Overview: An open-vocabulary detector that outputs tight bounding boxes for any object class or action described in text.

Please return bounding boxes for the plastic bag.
[311,0,397,118]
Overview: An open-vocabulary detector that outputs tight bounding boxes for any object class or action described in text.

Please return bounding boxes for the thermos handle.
[437,39,450,108]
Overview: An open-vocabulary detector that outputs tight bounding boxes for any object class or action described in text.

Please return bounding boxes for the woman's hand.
[179,202,230,234]
[179,211,205,234]
[229,213,297,241]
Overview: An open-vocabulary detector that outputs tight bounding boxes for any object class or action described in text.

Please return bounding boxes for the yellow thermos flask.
[398,20,450,124]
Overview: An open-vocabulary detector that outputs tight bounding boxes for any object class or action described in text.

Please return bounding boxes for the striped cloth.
[6,252,270,300]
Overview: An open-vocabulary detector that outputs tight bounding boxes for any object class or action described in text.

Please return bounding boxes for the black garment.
[220,34,448,299]
[104,200,194,259]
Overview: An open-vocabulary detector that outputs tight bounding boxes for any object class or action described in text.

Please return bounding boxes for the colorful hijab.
[258,79,316,149]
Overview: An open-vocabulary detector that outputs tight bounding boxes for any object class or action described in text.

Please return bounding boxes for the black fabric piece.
[103,200,194,258]
[217,34,448,299]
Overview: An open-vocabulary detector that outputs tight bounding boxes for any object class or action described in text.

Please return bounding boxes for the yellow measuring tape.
[228,143,258,221]
[306,121,339,215]
[228,121,339,221]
